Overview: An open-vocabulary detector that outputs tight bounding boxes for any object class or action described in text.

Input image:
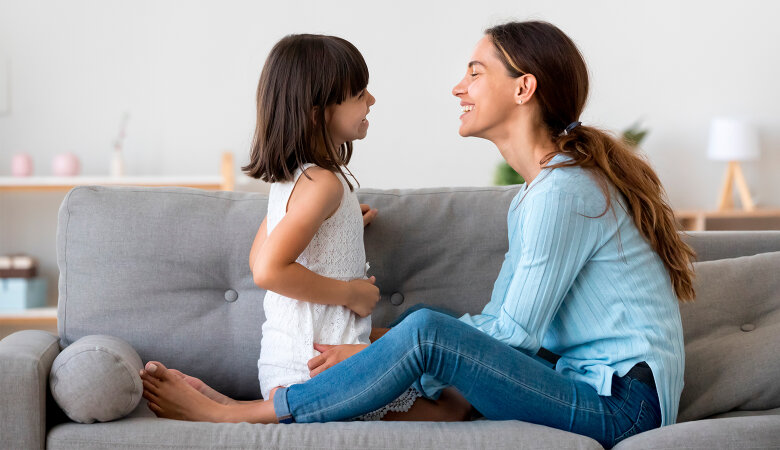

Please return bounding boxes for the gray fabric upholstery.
[57,187,269,400]
[56,185,518,400]
[0,330,61,450]
[709,408,780,419]
[50,335,143,423]
[612,415,780,449]
[682,231,780,262]
[39,185,780,448]
[677,251,780,422]
[46,403,602,450]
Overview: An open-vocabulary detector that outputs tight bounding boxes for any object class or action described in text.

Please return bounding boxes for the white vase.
[110,149,124,177]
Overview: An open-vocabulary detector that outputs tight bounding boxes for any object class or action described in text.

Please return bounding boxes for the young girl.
[244,33,427,420]
[142,33,471,422]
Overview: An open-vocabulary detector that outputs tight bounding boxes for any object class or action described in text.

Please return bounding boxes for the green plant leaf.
[494,162,525,185]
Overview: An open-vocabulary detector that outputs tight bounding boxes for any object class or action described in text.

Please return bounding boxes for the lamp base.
[717,161,756,211]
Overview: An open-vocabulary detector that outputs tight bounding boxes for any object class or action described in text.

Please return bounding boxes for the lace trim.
[356,388,423,421]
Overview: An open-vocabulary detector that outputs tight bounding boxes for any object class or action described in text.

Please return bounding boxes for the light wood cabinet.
[675,209,780,231]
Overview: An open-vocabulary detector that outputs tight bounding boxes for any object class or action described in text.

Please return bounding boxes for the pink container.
[11,153,34,177]
[52,153,81,176]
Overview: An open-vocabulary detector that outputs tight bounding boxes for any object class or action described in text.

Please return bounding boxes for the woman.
[141,21,695,448]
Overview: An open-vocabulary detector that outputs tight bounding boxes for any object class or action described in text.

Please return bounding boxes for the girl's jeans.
[273,309,661,448]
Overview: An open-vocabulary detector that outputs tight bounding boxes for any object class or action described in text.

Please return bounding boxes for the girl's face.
[326,89,376,146]
[452,36,519,140]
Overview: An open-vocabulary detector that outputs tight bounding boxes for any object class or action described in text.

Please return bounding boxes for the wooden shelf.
[0,152,234,192]
[675,209,780,231]
[0,307,57,325]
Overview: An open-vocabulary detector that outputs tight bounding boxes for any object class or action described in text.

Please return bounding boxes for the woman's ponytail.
[547,127,696,302]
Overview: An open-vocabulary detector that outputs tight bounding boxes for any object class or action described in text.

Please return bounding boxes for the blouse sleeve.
[459,190,602,353]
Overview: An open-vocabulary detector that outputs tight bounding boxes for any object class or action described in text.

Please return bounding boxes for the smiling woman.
[139,21,695,449]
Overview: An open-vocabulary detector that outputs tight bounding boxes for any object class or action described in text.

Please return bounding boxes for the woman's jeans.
[273,309,662,448]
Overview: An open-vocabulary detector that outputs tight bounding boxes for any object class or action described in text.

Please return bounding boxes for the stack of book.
[0,255,47,311]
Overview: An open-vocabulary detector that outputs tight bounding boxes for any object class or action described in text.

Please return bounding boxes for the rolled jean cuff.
[272,386,295,423]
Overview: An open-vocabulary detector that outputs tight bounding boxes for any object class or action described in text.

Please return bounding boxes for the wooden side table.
[675,209,780,231]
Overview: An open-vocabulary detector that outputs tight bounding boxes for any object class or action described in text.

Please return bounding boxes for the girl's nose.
[367,91,376,106]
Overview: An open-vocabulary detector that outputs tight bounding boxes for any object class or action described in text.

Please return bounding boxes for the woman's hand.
[308,343,369,377]
[346,276,380,317]
[361,204,378,227]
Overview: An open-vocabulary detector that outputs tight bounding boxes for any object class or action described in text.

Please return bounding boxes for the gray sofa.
[1,185,779,449]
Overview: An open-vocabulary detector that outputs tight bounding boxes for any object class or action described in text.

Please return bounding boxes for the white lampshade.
[707,118,761,161]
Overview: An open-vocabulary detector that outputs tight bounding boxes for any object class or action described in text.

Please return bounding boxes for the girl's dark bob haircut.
[242,34,368,190]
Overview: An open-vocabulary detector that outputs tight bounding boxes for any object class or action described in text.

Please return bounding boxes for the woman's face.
[452,36,519,140]
[326,88,376,146]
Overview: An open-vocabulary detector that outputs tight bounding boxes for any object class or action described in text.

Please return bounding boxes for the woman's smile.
[460,102,475,119]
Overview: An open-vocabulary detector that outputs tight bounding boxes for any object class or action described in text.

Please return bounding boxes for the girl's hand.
[308,343,369,377]
[346,276,380,317]
[360,204,378,227]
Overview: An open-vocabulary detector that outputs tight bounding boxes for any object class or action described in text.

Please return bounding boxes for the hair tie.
[560,121,582,136]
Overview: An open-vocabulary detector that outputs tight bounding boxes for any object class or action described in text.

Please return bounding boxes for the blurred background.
[0,0,778,324]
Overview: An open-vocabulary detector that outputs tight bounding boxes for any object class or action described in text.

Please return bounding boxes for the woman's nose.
[366,90,376,106]
[452,77,467,97]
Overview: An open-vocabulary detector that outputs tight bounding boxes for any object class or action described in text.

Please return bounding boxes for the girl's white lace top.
[257,164,420,420]
[257,163,371,399]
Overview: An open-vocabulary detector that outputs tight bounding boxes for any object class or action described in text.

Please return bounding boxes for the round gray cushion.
[50,335,143,423]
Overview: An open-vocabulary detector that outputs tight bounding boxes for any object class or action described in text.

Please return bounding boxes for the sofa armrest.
[0,330,61,450]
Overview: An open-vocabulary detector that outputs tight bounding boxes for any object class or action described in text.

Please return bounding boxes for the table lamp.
[707,118,760,211]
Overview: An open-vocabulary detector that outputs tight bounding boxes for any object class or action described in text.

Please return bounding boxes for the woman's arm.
[251,167,379,317]
[306,327,390,377]
[461,190,599,353]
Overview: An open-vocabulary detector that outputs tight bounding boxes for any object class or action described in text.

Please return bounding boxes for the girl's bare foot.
[166,369,239,406]
[141,361,280,424]
[140,361,228,422]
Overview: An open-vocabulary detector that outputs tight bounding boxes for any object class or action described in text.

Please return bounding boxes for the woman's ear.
[515,74,537,105]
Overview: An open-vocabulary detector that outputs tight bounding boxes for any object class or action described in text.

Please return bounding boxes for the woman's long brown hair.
[487,21,696,301]
[241,34,368,190]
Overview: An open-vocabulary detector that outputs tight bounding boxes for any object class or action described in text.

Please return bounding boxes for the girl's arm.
[248,217,267,273]
[252,167,379,316]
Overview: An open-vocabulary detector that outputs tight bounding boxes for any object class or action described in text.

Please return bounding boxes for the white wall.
[1,0,779,305]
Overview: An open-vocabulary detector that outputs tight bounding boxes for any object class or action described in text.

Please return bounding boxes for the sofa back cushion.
[678,251,780,421]
[57,185,780,407]
[57,185,518,399]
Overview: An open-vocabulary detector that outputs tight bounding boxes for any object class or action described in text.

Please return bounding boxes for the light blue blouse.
[426,153,685,427]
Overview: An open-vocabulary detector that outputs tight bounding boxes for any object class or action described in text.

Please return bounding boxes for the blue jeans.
[274,309,661,448]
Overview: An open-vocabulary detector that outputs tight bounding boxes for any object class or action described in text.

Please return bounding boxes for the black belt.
[626,362,656,390]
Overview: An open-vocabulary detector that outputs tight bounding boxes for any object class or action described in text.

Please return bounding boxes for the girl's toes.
[144,361,172,381]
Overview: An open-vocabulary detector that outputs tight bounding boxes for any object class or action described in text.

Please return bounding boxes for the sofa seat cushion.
[612,415,780,449]
[46,403,602,450]
[46,419,603,450]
